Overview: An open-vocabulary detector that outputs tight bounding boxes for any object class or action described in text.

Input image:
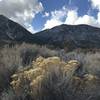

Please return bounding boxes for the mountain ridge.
[33,24,100,49]
[0,15,34,44]
[1,15,100,50]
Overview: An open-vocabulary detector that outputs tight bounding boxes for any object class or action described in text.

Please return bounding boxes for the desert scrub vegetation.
[0,45,22,92]
[10,56,100,100]
[0,88,17,100]
[20,43,58,66]
[83,52,100,76]
[10,56,79,100]
[1,44,100,100]
[0,43,58,92]
[62,50,100,77]
[11,57,100,100]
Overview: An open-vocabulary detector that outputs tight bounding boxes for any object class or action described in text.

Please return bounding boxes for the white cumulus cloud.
[43,6,100,30]
[0,0,43,33]
[65,10,98,27]
[44,19,63,29]
[75,15,98,26]
[89,0,100,10]
[97,12,100,23]
[42,12,50,17]
[43,6,67,29]
[65,10,78,24]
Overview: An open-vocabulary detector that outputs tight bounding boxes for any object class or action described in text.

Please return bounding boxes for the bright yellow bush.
[11,56,80,97]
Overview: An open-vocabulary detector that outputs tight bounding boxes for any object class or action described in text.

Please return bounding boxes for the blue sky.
[33,0,93,30]
[0,0,100,33]
[32,0,100,32]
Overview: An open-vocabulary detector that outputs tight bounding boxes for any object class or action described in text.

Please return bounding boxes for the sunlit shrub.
[0,43,58,92]
[11,56,80,100]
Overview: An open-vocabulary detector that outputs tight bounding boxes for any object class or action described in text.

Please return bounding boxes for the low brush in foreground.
[10,57,100,100]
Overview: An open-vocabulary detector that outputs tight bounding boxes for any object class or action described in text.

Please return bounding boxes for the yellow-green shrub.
[11,56,80,99]
[10,56,100,100]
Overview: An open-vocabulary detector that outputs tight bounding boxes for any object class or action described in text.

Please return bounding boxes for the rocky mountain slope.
[34,24,100,49]
[0,15,34,45]
[1,15,100,50]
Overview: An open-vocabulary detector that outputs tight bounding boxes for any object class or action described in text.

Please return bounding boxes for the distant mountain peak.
[0,15,34,45]
[0,15,8,21]
[0,15,6,18]
[33,23,100,50]
[1,15,100,50]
